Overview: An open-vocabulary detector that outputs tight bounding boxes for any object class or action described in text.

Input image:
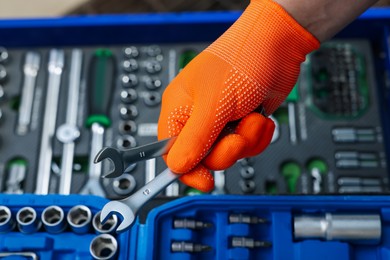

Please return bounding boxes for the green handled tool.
[80,49,116,196]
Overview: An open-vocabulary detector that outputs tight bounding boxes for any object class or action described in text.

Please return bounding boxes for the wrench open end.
[100,201,136,233]
[94,147,124,178]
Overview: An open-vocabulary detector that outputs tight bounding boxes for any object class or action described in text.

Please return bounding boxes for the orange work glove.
[158,0,319,192]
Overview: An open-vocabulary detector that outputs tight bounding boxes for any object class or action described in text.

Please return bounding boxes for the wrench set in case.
[1,9,390,260]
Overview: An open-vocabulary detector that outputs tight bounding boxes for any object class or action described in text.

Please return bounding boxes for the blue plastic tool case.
[1,8,390,260]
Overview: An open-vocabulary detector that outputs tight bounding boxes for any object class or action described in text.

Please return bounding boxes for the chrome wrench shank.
[100,168,179,233]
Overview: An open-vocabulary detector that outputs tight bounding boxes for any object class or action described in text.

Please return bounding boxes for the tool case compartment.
[0,7,390,260]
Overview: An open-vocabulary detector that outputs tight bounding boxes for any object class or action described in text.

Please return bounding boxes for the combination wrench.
[35,49,64,195]
[57,49,83,194]
[80,49,115,196]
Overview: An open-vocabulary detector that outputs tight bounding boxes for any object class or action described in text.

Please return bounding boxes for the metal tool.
[41,205,66,233]
[0,64,7,82]
[35,49,64,195]
[100,168,180,233]
[112,174,136,196]
[171,241,211,253]
[171,241,212,253]
[16,51,41,135]
[0,47,8,63]
[80,49,115,197]
[0,252,38,260]
[57,49,83,195]
[173,218,212,230]
[67,205,92,234]
[231,237,272,248]
[95,136,177,178]
[5,158,27,194]
[294,213,381,242]
[16,207,41,233]
[92,211,118,234]
[229,213,267,224]
[0,206,14,233]
[90,234,118,260]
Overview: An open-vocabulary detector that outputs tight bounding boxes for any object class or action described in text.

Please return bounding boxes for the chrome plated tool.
[57,49,83,194]
[94,136,176,178]
[17,51,41,135]
[35,49,64,195]
[100,168,180,233]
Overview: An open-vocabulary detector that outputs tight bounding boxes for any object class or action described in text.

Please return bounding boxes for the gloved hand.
[158,0,319,192]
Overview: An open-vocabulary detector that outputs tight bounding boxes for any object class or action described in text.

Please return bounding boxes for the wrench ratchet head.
[94,147,124,178]
[100,201,135,233]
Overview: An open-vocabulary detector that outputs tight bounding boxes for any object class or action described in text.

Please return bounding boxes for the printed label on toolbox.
[138,123,158,136]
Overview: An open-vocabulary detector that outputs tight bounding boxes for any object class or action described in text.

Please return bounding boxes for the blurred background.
[0,0,388,18]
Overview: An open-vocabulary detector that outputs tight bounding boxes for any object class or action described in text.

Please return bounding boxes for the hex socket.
[90,234,118,260]
[92,211,118,234]
[0,206,14,233]
[16,207,41,233]
[41,205,66,233]
[67,205,92,234]
[112,174,136,196]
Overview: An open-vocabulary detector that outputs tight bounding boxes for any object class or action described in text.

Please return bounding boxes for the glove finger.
[166,103,228,174]
[203,134,247,170]
[235,112,275,158]
[179,164,214,192]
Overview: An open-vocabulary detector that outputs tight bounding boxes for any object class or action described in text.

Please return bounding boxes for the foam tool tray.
[1,194,390,260]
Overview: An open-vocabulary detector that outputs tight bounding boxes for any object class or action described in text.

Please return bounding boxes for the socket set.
[0,194,130,259]
[0,39,388,199]
[1,194,389,259]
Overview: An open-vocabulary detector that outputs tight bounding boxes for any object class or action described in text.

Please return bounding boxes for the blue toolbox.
[1,8,390,260]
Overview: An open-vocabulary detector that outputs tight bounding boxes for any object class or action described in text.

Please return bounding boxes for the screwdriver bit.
[231,237,272,248]
[171,241,212,253]
[173,218,213,230]
[229,213,267,224]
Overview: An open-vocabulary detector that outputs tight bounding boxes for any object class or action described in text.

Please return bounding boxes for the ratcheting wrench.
[100,167,179,233]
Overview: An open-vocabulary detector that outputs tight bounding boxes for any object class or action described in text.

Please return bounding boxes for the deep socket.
[0,206,14,233]
[16,207,41,233]
[145,60,161,74]
[90,234,118,260]
[294,213,381,242]
[240,180,256,193]
[92,211,118,234]
[41,205,66,233]
[67,205,92,234]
